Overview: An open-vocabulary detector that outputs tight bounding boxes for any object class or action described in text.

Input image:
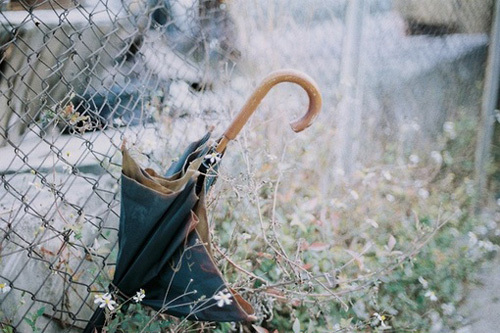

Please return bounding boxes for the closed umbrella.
[84,69,322,332]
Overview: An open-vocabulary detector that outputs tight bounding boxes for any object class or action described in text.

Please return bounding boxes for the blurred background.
[0,0,499,331]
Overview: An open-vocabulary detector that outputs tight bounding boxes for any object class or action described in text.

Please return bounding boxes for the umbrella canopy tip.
[248,315,258,322]
[121,138,127,151]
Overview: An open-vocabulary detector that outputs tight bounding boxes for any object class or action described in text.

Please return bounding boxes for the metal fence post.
[333,0,366,181]
[474,0,500,209]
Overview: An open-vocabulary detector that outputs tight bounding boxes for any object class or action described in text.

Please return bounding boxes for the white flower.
[441,303,455,316]
[409,154,419,164]
[0,282,11,294]
[366,218,379,228]
[430,151,443,164]
[209,39,220,49]
[373,312,389,328]
[94,293,117,311]
[241,233,252,240]
[113,118,125,127]
[62,164,72,174]
[418,188,429,199]
[204,152,221,164]
[468,232,478,247]
[133,289,146,303]
[213,289,233,307]
[476,225,488,236]
[478,240,498,252]
[386,194,395,202]
[443,121,456,139]
[418,276,429,289]
[425,290,438,302]
[349,190,359,200]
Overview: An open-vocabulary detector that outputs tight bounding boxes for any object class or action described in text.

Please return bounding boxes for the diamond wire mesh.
[0,0,494,331]
[0,0,240,331]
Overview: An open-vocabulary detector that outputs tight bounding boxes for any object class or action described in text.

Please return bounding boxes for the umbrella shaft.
[216,136,230,153]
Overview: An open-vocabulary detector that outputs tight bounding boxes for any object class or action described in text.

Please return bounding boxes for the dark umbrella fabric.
[84,132,254,332]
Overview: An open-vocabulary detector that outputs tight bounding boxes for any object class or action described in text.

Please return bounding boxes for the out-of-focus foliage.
[208,110,499,332]
[95,111,500,332]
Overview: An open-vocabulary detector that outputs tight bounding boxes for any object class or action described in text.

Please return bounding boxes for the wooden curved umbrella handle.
[216,69,322,153]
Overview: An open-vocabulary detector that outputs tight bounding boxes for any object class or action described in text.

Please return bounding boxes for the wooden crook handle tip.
[217,69,322,151]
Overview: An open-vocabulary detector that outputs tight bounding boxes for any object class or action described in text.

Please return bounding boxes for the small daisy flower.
[113,118,125,127]
[94,293,117,311]
[418,276,429,289]
[204,152,221,165]
[213,289,232,307]
[366,218,379,228]
[425,290,438,302]
[443,121,456,139]
[349,190,359,200]
[209,39,220,49]
[441,303,455,316]
[133,289,146,303]
[241,233,252,240]
[0,282,11,294]
[409,154,419,164]
[418,188,429,199]
[62,164,72,174]
[430,151,443,164]
[468,232,478,247]
[373,312,389,328]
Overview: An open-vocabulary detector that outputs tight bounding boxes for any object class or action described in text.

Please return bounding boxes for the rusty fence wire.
[0,0,495,331]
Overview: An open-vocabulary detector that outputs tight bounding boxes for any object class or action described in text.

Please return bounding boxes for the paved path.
[458,254,500,332]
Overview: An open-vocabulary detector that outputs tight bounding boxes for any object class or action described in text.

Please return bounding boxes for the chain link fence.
[0,0,495,331]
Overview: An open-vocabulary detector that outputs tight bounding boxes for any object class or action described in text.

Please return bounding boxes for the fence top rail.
[1,4,122,26]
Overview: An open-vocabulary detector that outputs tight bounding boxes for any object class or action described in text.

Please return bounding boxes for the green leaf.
[36,307,45,317]
[340,317,353,328]
[292,318,301,333]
